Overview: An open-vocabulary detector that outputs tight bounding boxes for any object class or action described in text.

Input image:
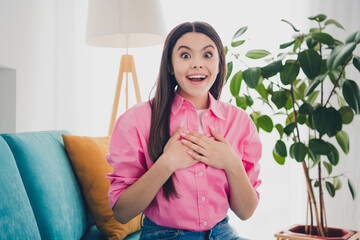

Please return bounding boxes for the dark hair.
[148,21,226,200]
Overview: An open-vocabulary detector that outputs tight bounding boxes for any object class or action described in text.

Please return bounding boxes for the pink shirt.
[106,93,261,231]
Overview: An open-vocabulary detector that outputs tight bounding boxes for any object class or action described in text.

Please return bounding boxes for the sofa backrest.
[0,136,41,239]
[1,131,93,240]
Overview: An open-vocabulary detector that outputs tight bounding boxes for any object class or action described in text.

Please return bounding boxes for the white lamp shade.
[86,0,167,48]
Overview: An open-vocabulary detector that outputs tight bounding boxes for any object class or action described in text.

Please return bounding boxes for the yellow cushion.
[62,134,141,240]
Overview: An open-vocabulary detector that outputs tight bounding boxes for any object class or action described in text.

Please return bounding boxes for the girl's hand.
[162,126,198,172]
[180,128,241,171]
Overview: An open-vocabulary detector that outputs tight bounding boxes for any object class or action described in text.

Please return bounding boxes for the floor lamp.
[85,0,166,136]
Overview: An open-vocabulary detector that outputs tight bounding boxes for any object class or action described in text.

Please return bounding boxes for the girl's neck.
[177,91,209,110]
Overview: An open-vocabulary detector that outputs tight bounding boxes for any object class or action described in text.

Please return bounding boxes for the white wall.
[0,0,359,239]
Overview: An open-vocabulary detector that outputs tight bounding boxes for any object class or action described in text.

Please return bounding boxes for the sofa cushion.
[62,134,141,240]
[0,136,41,240]
[1,131,93,240]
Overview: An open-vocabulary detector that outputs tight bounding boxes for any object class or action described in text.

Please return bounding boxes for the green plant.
[225,14,360,237]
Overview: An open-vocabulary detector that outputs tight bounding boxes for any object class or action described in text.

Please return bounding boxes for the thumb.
[210,127,226,142]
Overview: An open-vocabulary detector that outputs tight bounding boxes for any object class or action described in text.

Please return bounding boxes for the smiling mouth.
[187,75,207,82]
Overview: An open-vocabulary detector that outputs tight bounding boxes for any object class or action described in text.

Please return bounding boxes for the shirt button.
[204,112,208,117]
[201,197,206,201]
[203,221,207,226]
[199,171,203,176]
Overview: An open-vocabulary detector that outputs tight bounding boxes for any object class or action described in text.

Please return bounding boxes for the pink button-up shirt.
[106,93,261,231]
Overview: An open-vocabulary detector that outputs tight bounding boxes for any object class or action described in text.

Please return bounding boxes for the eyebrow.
[177,44,215,52]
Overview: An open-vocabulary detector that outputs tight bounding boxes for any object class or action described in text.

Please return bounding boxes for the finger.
[187,150,208,164]
[210,127,226,142]
[181,139,207,156]
[182,131,211,145]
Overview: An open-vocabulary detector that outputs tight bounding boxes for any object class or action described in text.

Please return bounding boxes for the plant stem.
[290,83,325,237]
[318,158,324,233]
[324,65,346,107]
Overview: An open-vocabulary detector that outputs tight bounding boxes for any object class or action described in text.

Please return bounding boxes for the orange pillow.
[62,134,141,240]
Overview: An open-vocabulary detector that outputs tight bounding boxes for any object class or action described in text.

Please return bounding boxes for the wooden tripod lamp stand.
[108,54,141,135]
[85,0,166,135]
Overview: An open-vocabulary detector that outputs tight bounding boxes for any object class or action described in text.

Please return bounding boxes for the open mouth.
[187,75,207,82]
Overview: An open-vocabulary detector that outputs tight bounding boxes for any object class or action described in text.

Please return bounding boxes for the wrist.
[156,153,175,174]
[225,155,244,175]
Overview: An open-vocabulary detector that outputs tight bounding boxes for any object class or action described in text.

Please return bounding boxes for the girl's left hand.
[180,127,240,171]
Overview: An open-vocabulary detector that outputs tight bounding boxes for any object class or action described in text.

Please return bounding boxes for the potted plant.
[225,14,360,239]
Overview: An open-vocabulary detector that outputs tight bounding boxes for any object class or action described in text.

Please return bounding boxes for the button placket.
[195,163,209,229]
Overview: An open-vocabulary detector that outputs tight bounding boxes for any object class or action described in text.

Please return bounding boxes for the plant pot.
[274,224,360,240]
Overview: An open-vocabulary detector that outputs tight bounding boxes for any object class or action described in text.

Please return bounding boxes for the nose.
[191,58,203,69]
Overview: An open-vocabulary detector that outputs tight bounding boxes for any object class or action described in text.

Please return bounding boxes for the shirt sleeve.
[106,116,147,209]
[241,115,262,198]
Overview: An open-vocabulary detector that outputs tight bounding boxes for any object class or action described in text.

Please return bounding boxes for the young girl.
[106,21,261,240]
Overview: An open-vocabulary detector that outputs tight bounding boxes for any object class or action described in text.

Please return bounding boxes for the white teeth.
[188,75,206,79]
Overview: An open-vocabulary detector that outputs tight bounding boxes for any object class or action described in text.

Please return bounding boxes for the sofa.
[0,130,141,240]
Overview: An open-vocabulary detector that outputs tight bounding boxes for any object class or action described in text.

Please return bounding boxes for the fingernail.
[180,132,186,137]
[180,121,184,128]
[184,130,190,134]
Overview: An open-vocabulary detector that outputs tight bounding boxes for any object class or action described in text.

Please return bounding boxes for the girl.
[106,21,261,240]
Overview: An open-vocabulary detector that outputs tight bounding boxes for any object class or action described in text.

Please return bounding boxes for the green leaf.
[280,60,300,85]
[312,106,330,135]
[343,80,360,114]
[226,61,233,82]
[348,178,356,200]
[232,26,248,40]
[231,40,245,48]
[326,107,343,137]
[280,40,296,49]
[307,91,320,104]
[326,142,339,165]
[273,149,285,165]
[299,102,314,115]
[308,148,320,167]
[245,94,254,106]
[271,90,288,109]
[339,106,354,124]
[325,19,345,30]
[299,49,322,79]
[230,71,242,97]
[327,42,356,70]
[306,37,318,49]
[323,161,333,175]
[275,124,284,138]
[297,114,307,125]
[274,140,287,158]
[245,49,271,59]
[333,177,342,190]
[345,30,360,44]
[261,60,283,78]
[281,19,300,32]
[326,181,336,197]
[312,32,335,46]
[314,181,319,187]
[291,142,308,162]
[353,56,360,72]
[305,74,326,96]
[309,14,327,22]
[284,122,296,136]
[309,138,331,155]
[255,83,268,100]
[336,130,350,154]
[224,46,228,55]
[243,67,261,89]
[257,115,273,133]
[235,96,247,110]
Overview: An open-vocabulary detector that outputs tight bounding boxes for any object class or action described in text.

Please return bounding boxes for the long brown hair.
[148,21,226,200]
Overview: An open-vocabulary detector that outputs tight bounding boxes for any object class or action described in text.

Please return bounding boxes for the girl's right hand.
[161,126,198,172]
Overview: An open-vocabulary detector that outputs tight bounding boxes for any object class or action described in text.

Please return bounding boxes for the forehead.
[174,32,217,50]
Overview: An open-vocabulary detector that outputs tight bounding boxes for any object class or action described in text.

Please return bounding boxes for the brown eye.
[181,53,190,59]
[204,52,212,58]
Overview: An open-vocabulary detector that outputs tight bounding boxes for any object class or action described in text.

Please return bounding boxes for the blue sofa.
[0,130,140,240]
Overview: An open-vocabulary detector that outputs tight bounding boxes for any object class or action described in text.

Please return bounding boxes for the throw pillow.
[62,134,141,240]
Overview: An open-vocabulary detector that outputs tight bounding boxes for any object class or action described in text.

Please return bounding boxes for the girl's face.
[171,32,219,109]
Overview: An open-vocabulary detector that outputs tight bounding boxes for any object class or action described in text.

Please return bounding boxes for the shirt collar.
[171,92,225,120]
